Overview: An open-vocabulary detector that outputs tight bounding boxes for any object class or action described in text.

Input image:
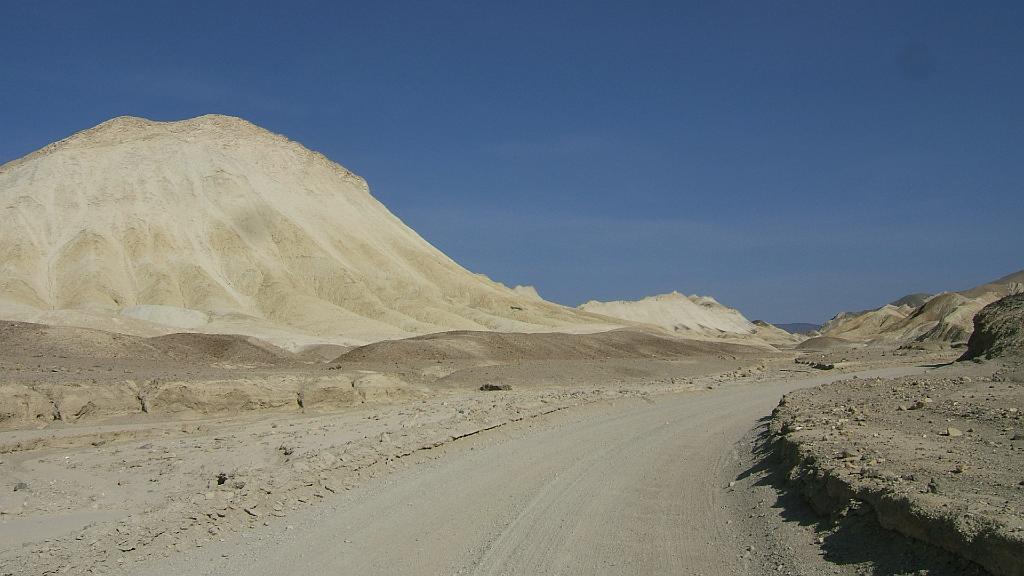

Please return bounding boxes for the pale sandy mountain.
[820,270,1023,345]
[0,115,622,348]
[511,284,544,301]
[577,292,796,347]
[579,292,752,335]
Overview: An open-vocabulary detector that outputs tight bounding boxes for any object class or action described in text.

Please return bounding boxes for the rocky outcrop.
[770,375,1024,576]
[960,293,1024,361]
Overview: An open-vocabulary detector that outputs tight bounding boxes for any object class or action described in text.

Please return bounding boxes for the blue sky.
[1,1,1021,323]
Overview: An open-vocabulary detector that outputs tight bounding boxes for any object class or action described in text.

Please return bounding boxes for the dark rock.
[959,293,1024,361]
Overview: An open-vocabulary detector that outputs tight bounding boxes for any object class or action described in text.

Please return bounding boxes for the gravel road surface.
[131,367,925,576]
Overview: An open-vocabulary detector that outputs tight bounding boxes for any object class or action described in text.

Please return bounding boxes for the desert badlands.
[0,116,1021,576]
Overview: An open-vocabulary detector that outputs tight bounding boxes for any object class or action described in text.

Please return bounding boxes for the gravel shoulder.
[770,359,1024,576]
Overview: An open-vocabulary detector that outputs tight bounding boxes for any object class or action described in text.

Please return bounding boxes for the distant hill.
[889,293,933,308]
[820,270,1023,345]
[774,323,821,335]
[576,293,802,348]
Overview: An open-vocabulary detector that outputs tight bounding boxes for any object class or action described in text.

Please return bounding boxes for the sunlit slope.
[820,271,1024,345]
[0,115,615,346]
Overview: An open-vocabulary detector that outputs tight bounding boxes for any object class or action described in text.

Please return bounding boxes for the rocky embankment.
[961,293,1024,361]
[0,370,421,432]
[770,372,1024,576]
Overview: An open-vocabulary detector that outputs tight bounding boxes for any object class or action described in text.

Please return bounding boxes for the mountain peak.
[0,114,602,347]
[2,114,282,174]
[70,114,272,145]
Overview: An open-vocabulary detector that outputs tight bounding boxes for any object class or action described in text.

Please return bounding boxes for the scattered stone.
[909,398,933,410]
[480,383,512,391]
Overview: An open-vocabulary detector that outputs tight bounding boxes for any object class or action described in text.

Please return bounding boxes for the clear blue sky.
[2,1,1021,323]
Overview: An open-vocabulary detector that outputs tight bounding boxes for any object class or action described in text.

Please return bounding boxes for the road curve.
[135,367,924,576]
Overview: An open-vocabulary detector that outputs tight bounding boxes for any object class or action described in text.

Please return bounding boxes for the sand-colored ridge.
[578,292,754,335]
[332,327,769,367]
[576,291,798,347]
[0,114,622,347]
[0,320,299,366]
[820,270,1024,345]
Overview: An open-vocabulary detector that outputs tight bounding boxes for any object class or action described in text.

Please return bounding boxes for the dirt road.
[121,367,925,576]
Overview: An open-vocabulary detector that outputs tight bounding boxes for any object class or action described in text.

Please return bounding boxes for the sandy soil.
[0,329,962,576]
[0,362,933,573]
[2,308,1004,576]
[0,322,777,431]
[0,323,792,574]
